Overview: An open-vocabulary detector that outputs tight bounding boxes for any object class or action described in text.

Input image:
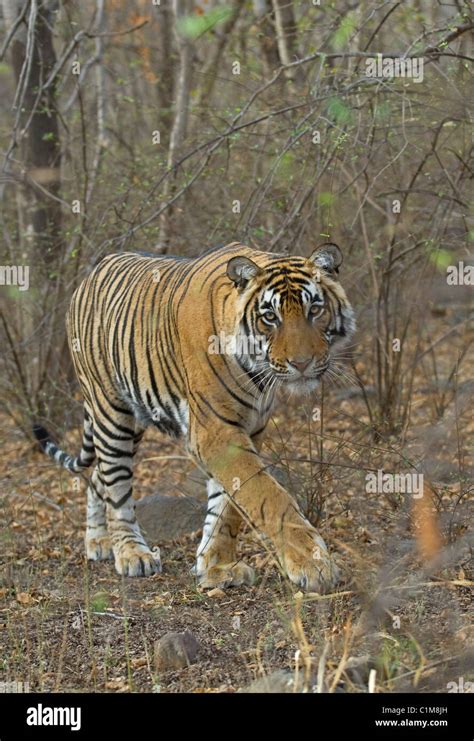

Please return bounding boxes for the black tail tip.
[32,424,54,450]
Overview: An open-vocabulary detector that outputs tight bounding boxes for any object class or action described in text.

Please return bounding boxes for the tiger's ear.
[227,256,262,290]
[310,243,343,276]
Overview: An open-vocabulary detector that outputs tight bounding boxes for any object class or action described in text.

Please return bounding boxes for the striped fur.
[34,242,355,590]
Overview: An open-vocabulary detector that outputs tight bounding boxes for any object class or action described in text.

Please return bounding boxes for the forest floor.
[1,310,473,693]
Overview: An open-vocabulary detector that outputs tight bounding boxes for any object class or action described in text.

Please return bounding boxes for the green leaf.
[327,97,353,125]
[318,192,335,207]
[429,248,452,270]
[332,13,357,51]
[90,592,109,613]
[177,6,233,40]
[276,152,295,178]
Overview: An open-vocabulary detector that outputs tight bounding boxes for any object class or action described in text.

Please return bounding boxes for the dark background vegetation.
[0,0,472,693]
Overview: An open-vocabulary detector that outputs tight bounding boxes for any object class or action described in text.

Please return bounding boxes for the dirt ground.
[1,314,472,693]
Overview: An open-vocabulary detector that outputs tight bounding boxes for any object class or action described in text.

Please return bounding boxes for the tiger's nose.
[288,356,313,372]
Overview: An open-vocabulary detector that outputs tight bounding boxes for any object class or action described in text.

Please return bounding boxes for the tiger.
[33,241,355,592]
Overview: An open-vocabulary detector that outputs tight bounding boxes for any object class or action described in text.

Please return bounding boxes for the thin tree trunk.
[155,1,174,139]
[157,0,193,252]
[196,0,245,108]
[2,0,65,420]
[95,0,108,150]
[271,0,298,68]
[252,0,280,77]
[4,0,62,266]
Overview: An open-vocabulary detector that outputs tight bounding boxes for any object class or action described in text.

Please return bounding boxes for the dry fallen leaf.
[207,588,226,599]
[130,657,147,669]
[105,678,129,691]
[16,592,35,605]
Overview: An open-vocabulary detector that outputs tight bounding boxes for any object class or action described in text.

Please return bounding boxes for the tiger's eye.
[309,303,323,316]
[263,311,277,322]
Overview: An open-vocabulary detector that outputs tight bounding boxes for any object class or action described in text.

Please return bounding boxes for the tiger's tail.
[32,416,96,473]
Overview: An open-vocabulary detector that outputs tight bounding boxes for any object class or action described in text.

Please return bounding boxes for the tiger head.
[227,244,355,393]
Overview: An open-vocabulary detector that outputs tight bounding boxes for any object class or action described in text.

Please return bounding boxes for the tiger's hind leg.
[93,408,160,577]
[79,409,112,561]
[85,430,146,563]
[85,467,113,561]
[195,479,255,589]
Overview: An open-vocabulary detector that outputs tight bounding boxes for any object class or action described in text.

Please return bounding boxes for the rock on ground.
[154,630,200,672]
[136,494,206,542]
[240,670,305,693]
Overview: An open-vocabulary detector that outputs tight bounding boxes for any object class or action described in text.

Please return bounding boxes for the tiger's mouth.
[268,363,328,382]
[264,366,327,396]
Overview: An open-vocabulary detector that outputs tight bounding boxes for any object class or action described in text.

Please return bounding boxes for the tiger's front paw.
[197,562,255,590]
[113,542,162,577]
[86,532,114,561]
[280,532,339,593]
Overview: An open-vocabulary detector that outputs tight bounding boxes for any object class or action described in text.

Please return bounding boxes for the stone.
[241,670,305,693]
[136,494,206,542]
[344,655,374,686]
[154,630,200,672]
